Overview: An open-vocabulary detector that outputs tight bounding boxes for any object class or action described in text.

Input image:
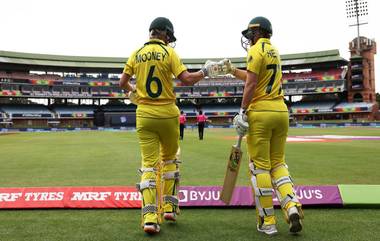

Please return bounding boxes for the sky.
[1,0,379,91]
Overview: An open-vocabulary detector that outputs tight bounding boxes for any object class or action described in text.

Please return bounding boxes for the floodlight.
[345,0,369,53]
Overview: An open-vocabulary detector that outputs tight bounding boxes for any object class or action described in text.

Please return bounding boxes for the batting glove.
[233,108,249,136]
[201,59,236,78]
[128,85,138,105]
[201,60,217,77]
[219,58,236,75]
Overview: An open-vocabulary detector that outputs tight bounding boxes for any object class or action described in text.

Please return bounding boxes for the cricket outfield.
[0,127,379,240]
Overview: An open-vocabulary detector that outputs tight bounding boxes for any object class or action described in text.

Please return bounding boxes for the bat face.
[228,146,242,171]
[220,136,244,204]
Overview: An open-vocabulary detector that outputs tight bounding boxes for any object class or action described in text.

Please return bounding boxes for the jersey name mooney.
[135,51,168,63]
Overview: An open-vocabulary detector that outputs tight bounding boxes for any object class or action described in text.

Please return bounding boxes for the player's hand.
[219,58,236,75]
[128,85,138,105]
[201,59,236,78]
[233,109,249,136]
[201,60,217,77]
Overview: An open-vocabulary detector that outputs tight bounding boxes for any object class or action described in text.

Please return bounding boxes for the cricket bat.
[220,135,243,204]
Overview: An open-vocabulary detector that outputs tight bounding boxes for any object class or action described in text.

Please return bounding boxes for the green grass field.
[1,127,380,240]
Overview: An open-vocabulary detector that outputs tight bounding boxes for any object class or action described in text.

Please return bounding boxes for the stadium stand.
[52,105,95,117]
[202,105,239,117]
[0,39,378,128]
[0,104,55,128]
[94,103,136,127]
[290,101,337,114]
[50,105,96,128]
[0,109,7,126]
[0,104,54,117]
[282,68,346,83]
[333,102,375,112]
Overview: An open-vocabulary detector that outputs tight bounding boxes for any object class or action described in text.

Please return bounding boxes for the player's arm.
[177,70,205,86]
[241,70,258,109]
[171,49,205,86]
[232,68,247,82]
[177,58,236,85]
[217,58,246,81]
[120,72,139,104]
[119,73,134,92]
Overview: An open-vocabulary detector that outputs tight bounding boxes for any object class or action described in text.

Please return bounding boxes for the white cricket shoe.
[288,206,303,233]
[163,212,177,222]
[257,224,278,236]
[143,223,160,234]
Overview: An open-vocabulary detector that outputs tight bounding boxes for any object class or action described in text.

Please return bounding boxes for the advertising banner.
[0,185,342,209]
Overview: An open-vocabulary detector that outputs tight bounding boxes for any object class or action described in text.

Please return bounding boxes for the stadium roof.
[280,49,348,67]
[0,49,347,72]
[0,50,125,72]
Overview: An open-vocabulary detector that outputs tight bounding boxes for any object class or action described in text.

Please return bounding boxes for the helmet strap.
[241,36,250,52]
[169,42,176,48]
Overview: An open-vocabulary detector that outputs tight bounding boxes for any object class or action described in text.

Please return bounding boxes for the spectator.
[179,111,186,140]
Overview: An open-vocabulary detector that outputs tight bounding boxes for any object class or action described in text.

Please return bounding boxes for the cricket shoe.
[163,212,177,222]
[143,223,160,234]
[288,206,303,233]
[257,224,278,236]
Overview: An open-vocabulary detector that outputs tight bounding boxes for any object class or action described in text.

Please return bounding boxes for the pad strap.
[163,195,179,206]
[142,204,157,215]
[136,179,156,192]
[249,162,270,175]
[164,159,182,165]
[138,167,156,175]
[274,176,293,188]
[163,171,180,180]
[260,207,275,216]
[280,194,299,208]
[254,194,275,217]
[253,187,273,197]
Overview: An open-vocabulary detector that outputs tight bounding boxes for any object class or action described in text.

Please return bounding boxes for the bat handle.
[236,135,243,148]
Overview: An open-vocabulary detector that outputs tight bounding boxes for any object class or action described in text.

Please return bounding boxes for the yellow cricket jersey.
[123,39,187,118]
[246,38,288,112]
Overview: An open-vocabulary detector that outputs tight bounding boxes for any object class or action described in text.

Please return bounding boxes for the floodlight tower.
[345,0,368,54]
[345,0,378,120]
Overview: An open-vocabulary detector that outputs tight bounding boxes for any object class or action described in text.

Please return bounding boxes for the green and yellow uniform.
[123,39,186,224]
[245,38,301,226]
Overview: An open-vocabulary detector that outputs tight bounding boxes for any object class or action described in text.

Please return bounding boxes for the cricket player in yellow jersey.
[226,16,304,236]
[119,17,217,234]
